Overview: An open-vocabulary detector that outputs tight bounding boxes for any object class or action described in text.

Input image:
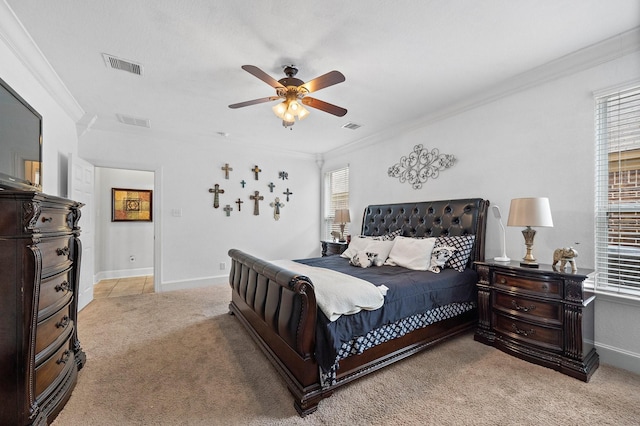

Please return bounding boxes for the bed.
[228,198,488,416]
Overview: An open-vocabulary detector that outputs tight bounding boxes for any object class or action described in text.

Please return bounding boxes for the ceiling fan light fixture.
[272,102,287,119]
[283,110,295,122]
[297,105,310,120]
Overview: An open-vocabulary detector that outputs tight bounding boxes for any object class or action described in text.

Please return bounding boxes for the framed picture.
[112,188,153,222]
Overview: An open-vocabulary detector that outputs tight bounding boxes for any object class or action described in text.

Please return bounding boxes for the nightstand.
[321,240,348,257]
[474,260,599,382]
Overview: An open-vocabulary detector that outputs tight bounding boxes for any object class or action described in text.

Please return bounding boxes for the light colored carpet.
[53,285,640,426]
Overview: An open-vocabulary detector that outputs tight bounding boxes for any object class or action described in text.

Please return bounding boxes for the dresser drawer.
[494,312,562,352]
[35,338,73,398]
[493,272,562,299]
[36,302,73,354]
[493,291,562,325]
[39,235,73,274]
[35,207,72,234]
[39,269,73,314]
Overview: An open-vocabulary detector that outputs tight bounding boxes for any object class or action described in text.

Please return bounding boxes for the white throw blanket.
[270,260,387,322]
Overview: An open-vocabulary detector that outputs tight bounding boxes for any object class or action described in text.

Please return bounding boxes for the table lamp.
[507,197,553,268]
[334,209,351,242]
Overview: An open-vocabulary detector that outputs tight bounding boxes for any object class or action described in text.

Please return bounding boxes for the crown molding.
[325,27,640,158]
[0,1,84,122]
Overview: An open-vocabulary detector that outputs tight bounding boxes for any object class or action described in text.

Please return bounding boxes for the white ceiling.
[6,0,640,155]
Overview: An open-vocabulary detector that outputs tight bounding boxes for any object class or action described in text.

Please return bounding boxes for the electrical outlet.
[220,262,226,270]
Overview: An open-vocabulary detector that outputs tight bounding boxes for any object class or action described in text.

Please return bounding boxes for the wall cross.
[235,198,244,211]
[221,163,233,179]
[283,188,293,202]
[250,191,264,215]
[270,197,285,221]
[208,183,225,208]
[252,165,262,180]
[240,179,246,188]
[268,182,275,192]
[223,204,233,217]
[279,171,288,180]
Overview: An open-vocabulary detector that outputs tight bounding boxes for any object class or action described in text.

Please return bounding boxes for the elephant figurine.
[552,247,578,272]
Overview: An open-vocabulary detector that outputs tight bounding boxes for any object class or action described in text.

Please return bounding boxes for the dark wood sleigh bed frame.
[228,198,489,416]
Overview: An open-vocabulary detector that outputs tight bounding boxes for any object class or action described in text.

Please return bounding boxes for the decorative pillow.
[384,236,436,271]
[340,236,374,259]
[377,229,403,241]
[362,239,395,266]
[341,237,395,266]
[349,251,378,268]
[434,235,475,272]
[428,246,457,273]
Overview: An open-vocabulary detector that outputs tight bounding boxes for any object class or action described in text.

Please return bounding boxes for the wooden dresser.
[0,191,86,425]
[474,260,599,382]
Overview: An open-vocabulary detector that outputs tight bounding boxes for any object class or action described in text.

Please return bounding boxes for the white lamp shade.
[334,208,351,223]
[507,197,554,227]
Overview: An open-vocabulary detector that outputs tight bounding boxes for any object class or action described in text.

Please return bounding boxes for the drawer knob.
[498,278,507,285]
[41,216,53,223]
[512,300,536,312]
[56,246,70,256]
[512,323,535,337]
[55,281,71,293]
[56,350,71,365]
[541,283,549,291]
[56,315,70,329]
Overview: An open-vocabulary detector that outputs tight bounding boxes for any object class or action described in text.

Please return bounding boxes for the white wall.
[79,129,321,291]
[94,167,155,281]
[323,51,640,374]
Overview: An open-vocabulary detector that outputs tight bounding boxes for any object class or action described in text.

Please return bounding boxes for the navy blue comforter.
[295,256,478,370]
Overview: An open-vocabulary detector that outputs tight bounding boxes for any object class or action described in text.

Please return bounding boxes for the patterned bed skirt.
[319,301,476,388]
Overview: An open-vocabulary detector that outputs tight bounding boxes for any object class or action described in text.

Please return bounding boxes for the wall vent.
[102,53,143,75]
[116,114,150,128]
[342,122,362,130]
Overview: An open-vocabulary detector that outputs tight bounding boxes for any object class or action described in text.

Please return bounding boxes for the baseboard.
[595,342,640,375]
[159,274,228,292]
[95,267,154,282]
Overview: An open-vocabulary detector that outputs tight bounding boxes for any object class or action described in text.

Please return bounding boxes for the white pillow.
[341,237,395,265]
[340,236,374,259]
[361,239,395,265]
[384,236,436,271]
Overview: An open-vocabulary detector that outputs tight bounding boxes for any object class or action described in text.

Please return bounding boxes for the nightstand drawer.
[494,272,562,298]
[494,312,562,352]
[493,291,562,325]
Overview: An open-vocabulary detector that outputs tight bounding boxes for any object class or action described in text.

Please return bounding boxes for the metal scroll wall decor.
[387,144,456,189]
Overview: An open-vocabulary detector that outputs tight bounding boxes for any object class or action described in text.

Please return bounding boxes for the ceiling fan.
[228,65,347,128]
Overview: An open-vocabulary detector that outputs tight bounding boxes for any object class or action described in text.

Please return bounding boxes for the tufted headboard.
[360,198,489,266]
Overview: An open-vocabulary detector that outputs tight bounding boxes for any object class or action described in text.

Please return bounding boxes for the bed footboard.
[227,249,327,416]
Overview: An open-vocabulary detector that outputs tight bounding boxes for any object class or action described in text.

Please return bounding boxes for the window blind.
[595,86,640,296]
[324,166,349,239]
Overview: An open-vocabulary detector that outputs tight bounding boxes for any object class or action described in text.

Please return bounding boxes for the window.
[595,85,640,297]
[324,166,349,239]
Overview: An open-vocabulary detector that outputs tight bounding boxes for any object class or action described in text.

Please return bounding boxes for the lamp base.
[520,261,539,268]
[494,256,511,262]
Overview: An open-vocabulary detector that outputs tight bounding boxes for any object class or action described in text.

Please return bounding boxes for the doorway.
[93,167,155,298]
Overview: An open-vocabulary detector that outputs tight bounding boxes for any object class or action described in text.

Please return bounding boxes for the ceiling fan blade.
[241,65,285,89]
[300,71,345,93]
[229,96,280,109]
[301,97,347,117]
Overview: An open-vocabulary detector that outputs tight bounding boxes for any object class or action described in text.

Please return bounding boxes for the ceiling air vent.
[342,122,362,130]
[116,114,150,128]
[102,53,143,76]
